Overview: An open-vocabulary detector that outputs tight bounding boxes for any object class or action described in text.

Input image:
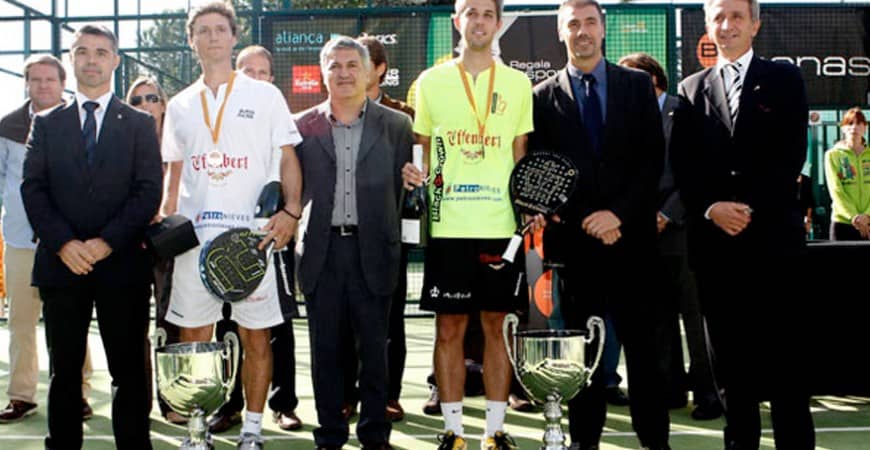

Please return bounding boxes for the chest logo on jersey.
[190,150,249,185]
[445,129,504,165]
[237,108,255,119]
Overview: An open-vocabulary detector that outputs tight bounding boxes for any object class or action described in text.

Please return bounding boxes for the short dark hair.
[24,54,66,83]
[617,52,668,92]
[455,0,504,22]
[559,0,604,23]
[187,1,238,38]
[236,45,273,75]
[356,35,388,84]
[74,24,118,53]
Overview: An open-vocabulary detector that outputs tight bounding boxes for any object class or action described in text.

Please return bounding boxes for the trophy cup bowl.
[155,330,240,450]
[503,313,604,450]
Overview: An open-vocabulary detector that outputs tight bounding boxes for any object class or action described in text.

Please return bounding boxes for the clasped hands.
[58,238,112,275]
[708,201,752,236]
[525,210,622,246]
[852,213,870,239]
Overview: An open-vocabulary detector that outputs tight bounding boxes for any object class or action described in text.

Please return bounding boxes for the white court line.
[1,427,870,441]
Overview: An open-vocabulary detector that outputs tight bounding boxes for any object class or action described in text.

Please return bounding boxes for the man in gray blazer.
[293,36,412,450]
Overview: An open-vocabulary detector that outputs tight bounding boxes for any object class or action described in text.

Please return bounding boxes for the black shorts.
[420,238,526,314]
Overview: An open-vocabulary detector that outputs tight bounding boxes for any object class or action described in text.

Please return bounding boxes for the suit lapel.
[357,101,383,164]
[703,67,733,131]
[735,56,766,135]
[313,103,336,163]
[602,62,621,154]
[556,69,581,125]
[62,101,88,174]
[92,96,121,169]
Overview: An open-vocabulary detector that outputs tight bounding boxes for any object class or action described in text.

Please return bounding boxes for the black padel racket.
[199,228,270,303]
[502,151,579,263]
[199,182,283,302]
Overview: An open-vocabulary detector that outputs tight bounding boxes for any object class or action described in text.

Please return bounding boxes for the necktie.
[724,62,742,124]
[581,73,603,157]
[82,101,98,165]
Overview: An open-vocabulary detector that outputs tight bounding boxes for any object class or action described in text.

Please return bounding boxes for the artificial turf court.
[1,317,869,449]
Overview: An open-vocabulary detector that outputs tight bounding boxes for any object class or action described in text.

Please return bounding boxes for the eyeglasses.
[130,94,160,106]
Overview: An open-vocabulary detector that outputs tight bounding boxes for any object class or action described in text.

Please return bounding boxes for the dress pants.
[4,246,92,404]
[561,236,671,449]
[307,232,391,447]
[695,252,814,450]
[343,244,409,405]
[41,282,152,450]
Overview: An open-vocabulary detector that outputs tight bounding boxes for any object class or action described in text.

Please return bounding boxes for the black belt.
[330,225,358,236]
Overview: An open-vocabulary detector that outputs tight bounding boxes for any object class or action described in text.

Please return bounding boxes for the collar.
[715,48,753,78]
[567,57,606,82]
[657,92,667,111]
[373,90,384,104]
[75,90,113,113]
[327,97,368,126]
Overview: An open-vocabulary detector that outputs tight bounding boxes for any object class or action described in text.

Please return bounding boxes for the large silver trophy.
[503,314,604,450]
[154,330,240,450]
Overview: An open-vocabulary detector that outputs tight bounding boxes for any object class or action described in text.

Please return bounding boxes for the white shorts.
[166,244,283,330]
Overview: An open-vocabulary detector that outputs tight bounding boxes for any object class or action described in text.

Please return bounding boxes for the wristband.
[281,208,301,220]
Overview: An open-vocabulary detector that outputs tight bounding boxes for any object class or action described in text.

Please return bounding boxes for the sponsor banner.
[496,13,565,86]
[361,15,429,105]
[265,17,357,113]
[263,14,430,113]
[680,7,870,107]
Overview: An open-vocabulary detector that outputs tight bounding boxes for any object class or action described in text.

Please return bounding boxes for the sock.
[241,411,263,436]
[441,401,464,437]
[485,400,507,438]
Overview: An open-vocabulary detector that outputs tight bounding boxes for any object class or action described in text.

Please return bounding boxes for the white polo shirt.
[162,71,302,328]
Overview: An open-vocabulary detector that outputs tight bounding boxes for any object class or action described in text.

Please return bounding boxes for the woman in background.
[824,107,870,240]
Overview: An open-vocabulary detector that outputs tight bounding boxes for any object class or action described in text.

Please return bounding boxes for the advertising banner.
[680,7,870,107]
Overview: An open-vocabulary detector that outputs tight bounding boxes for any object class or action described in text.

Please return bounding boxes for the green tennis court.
[1,318,869,449]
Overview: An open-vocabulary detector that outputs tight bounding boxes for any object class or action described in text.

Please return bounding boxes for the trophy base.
[178,408,214,450]
[541,395,569,450]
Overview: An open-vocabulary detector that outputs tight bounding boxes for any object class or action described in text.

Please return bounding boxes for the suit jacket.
[293,100,413,297]
[658,94,688,254]
[530,63,664,258]
[671,56,808,267]
[21,96,163,288]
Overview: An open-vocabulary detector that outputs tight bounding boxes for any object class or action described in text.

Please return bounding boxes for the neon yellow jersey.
[414,60,534,238]
[824,144,870,224]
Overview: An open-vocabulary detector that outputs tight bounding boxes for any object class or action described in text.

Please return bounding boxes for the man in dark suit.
[21,25,162,450]
[293,36,412,450]
[529,1,668,449]
[618,52,723,421]
[670,0,814,448]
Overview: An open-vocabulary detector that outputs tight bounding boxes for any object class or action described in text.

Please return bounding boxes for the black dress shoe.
[691,400,723,420]
[207,410,242,433]
[361,444,392,450]
[605,387,630,406]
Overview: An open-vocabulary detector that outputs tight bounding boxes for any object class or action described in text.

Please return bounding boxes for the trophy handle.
[502,313,521,379]
[222,331,241,392]
[583,315,606,385]
[152,326,167,348]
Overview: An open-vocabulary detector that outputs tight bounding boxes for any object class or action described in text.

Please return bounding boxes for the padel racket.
[502,152,579,263]
[199,181,283,303]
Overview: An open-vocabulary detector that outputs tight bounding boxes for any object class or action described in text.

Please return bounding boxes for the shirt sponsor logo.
[293,65,321,94]
[445,129,503,164]
[190,150,249,185]
[237,108,255,119]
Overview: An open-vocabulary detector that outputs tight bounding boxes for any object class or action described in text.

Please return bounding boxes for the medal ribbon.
[199,71,237,145]
[457,62,496,152]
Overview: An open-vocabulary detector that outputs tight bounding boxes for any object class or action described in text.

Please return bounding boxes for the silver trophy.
[503,314,604,450]
[154,329,240,450]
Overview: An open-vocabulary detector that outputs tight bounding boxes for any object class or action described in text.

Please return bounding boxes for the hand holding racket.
[199,182,285,303]
[502,152,579,263]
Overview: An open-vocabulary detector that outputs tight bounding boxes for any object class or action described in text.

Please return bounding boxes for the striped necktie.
[724,62,742,123]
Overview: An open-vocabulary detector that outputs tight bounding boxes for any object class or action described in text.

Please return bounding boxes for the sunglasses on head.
[130,94,160,106]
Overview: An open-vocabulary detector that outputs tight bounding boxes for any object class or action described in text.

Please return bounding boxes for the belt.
[330,225,358,236]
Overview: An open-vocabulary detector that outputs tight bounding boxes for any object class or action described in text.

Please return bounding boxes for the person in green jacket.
[824,106,870,240]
